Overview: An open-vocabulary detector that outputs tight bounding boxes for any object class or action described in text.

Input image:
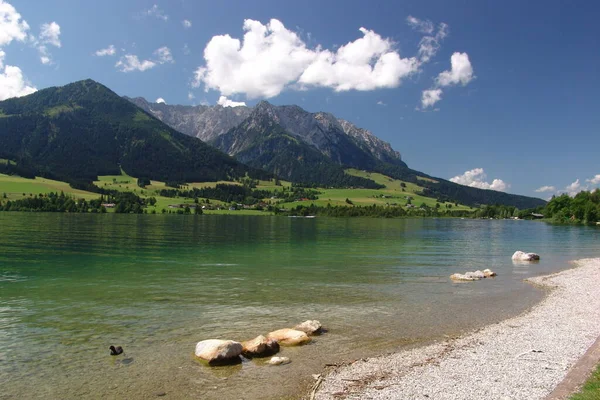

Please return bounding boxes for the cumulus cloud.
[217,95,246,107]
[187,92,195,100]
[193,18,419,99]
[155,97,166,104]
[0,65,36,100]
[535,185,556,193]
[565,179,582,197]
[586,174,600,185]
[298,27,419,92]
[437,52,474,86]
[421,52,474,108]
[450,168,509,192]
[0,0,30,46]
[421,88,442,108]
[154,46,173,64]
[95,44,116,56]
[115,54,156,72]
[0,1,36,99]
[182,20,192,29]
[142,4,168,21]
[39,22,61,47]
[376,100,386,106]
[32,21,61,65]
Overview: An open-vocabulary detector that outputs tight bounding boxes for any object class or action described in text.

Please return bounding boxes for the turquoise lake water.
[0,214,598,399]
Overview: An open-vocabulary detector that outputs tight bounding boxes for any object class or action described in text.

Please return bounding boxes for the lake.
[1,214,598,399]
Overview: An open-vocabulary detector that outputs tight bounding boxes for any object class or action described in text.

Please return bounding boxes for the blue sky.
[2,0,599,198]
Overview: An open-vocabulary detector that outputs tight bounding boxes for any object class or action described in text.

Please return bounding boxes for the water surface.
[1,214,598,399]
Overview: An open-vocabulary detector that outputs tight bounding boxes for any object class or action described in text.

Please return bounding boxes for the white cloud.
[298,27,418,93]
[194,18,419,99]
[0,1,36,99]
[535,185,556,193]
[406,16,434,34]
[182,43,190,55]
[34,21,61,64]
[450,168,509,192]
[187,91,195,100]
[376,100,386,106]
[115,55,156,72]
[95,45,116,56]
[39,22,60,47]
[0,65,36,100]
[154,46,173,64]
[421,52,474,109]
[143,4,168,21]
[217,95,246,107]
[407,16,449,63]
[421,88,442,108]
[565,179,582,197]
[182,20,192,29]
[0,0,30,46]
[586,174,600,185]
[155,97,166,104]
[437,52,474,86]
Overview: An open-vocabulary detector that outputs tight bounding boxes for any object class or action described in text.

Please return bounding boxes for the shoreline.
[312,258,600,400]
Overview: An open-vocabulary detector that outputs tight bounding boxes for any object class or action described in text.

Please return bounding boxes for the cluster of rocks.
[450,251,542,282]
[450,269,497,282]
[512,250,541,262]
[194,320,323,366]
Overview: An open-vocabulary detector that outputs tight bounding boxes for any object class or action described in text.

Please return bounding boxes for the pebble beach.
[314,258,600,400]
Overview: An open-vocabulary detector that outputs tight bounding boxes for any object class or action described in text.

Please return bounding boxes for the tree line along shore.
[1,172,599,225]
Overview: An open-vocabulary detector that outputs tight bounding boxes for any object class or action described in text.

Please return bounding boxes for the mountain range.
[0,79,546,208]
[128,95,546,209]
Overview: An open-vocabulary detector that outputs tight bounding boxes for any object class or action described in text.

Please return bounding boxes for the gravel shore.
[314,258,600,400]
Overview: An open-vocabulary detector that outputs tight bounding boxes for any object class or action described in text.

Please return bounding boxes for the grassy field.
[0,174,99,201]
[1,168,473,214]
[278,169,472,211]
[570,363,600,399]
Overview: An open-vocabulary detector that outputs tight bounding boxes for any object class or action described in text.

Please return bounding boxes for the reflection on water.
[0,214,598,399]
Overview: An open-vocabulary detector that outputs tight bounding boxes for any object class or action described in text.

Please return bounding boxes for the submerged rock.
[195,339,242,365]
[450,273,480,281]
[241,335,280,358]
[451,269,497,281]
[512,251,540,261]
[483,269,497,277]
[294,320,323,335]
[267,356,291,365]
[267,329,311,346]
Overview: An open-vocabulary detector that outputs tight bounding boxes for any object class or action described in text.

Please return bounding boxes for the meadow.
[1,168,472,214]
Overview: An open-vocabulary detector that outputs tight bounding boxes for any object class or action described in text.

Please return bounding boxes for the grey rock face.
[126,97,251,142]
[125,97,403,167]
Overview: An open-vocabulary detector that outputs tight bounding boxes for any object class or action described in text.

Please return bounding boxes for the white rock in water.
[483,269,497,277]
[512,251,540,261]
[268,356,291,365]
[294,320,322,335]
[241,335,279,358]
[450,273,480,281]
[195,339,242,364]
[267,329,311,346]
[467,270,486,279]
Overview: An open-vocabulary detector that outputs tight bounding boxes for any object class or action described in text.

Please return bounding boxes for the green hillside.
[0,79,268,184]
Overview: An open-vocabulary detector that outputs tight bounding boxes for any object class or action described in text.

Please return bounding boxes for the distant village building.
[531,213,544,219]
[101,203,115,208]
